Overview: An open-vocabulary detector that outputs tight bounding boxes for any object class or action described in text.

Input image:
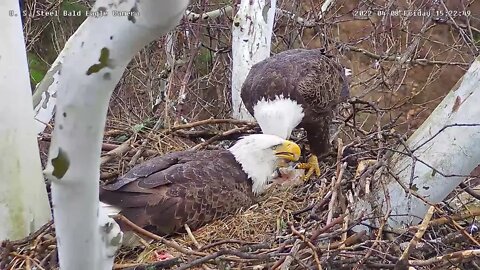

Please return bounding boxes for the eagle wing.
[241,48,348,115]
[240,48,350,155]
[100,150,254,235]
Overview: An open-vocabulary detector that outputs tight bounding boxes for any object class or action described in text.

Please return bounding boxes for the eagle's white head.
[252,95,305,139]
[229,134,301,195]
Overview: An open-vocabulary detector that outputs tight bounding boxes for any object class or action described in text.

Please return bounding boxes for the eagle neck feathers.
[228,135,284,195]
[252,95,304,139]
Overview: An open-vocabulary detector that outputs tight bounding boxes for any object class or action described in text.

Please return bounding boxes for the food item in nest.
[270,168,305,188]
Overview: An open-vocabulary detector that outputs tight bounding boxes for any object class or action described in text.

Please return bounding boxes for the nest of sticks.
[12,0,480,268]
[2,99,480,270]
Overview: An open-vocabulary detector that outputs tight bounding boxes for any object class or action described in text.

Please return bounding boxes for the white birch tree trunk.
[42,0,189,269]
[0,0,52,241]
[33,35,77,133]
[231,0,277,120]
[354,56,480,229]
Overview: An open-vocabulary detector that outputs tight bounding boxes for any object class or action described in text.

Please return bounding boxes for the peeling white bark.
[186,6,233,22]
[42,1,189,269]
[32,20,91,134]
[321,0,336,14]
[153,32,176,112]
[354,56,480,229]
[0,0,52,241]
[231,0,277,120]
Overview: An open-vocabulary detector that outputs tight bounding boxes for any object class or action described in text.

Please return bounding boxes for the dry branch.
[113,214,206,257]
[17,0,480,269]
[395,206,435,269]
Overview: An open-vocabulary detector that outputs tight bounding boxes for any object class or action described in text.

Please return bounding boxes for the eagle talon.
[296,155,321,182]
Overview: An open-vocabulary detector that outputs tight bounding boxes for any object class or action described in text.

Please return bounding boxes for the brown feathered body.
[241,49,349,156]
[100,149,254,235]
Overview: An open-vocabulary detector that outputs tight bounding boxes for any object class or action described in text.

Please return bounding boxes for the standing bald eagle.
[100,134,300,236]
[241,49,350,181]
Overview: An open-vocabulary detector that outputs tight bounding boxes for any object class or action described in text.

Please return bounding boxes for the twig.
[310,214,346,244]
[39,133,133,152]
[113,215,206,257]
[395,206,435,270]
[186,6,234,22]
[340,207,350,249]
[6,221,53,246]
[175,44,201,125]
[289,224,322,269]
[128,139,148,166]
[448,217,480,247]
[279,239,302,270]
[344,45,471,66]
[113,258,181,270]
[438,0,478,54]
[359,17,434,96]
[354,192,391,269]
[187,5,322,28]
[128,116,235,166]
[184,226,213,270]
[39,249,56,268]
[321,230,367,250]
[100,171,119,180]
[327,138,346,224]
[410,207,480,229]
[199,240,259,251]
[100,138,132,165]
[459,182,480,200]
[191,125,255,150]
[409,249,480,267]
[184,224,201,250]
[309,191,332,220]
[9,252,45,270]
[400,223,479,254]
[167,118,255,133]
[327,163,346,224]
[412,123,480,152]
[175,249,273,270]
[275,8,317,27]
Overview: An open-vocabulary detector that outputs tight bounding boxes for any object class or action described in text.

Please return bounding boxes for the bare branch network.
[4,0,480,269]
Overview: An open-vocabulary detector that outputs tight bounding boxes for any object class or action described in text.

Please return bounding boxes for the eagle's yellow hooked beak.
[274,140,301,162]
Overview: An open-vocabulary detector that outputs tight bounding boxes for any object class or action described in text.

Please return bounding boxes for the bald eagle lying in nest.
[241,48,350,181]
[100,134,301,237]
